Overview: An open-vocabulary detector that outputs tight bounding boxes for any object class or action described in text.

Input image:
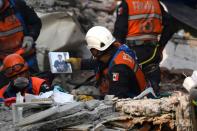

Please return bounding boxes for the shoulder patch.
[122,52,134,63]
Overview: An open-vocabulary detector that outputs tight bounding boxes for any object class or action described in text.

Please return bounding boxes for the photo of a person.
[49,52,72,73]
[54,54,69,72]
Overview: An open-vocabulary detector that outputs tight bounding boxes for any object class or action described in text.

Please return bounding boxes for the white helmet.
[85,26,116,51]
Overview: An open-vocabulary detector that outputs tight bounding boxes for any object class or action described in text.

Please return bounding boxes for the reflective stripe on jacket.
[126,0,162,41]
[0,77,45,99]
[96,44,147,95]
[0,0,24,59]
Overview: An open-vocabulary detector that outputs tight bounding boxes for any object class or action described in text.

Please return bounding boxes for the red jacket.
[0,0,42,59]
[126,0,162,41]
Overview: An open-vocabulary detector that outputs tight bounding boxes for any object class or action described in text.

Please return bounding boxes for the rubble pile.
[3,92,192,131]
[115,92,191,130]
[25,0,117,32]
[0,72,194,131]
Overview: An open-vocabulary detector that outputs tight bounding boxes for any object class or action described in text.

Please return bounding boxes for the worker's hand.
[22,36,34,53]
[183,77,197,92]
[66,57,81,70]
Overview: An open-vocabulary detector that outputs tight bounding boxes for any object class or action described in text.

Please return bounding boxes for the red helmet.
[2,54,29,77]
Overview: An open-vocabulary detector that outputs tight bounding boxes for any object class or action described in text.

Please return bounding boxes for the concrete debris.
[0,84,194,131]
[84,100,101,111]
[115,92,192,130]
[19,103,113,131]
[161,39,197,71]
[0,106,14,131]
[25,0,117,32]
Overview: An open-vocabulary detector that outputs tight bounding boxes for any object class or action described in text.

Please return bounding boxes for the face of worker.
[90,48,111,64]
[10,71,30,92]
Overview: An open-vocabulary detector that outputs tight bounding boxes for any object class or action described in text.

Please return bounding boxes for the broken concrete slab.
[14,102,84,127]
[45,102,85,120]
[19,104,113,131]
[160,41,197,71]
[16,106,58,127]
[84,100,101,111]
[35,12,91,71]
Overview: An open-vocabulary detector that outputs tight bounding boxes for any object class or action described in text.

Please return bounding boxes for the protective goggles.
[4,63,25,77]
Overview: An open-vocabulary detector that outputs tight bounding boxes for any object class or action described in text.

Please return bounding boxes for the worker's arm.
[159,3,180,47]
[15,0,42,41]
[108,64,141,98]
[81,59,98,70]
[113,0,128,44]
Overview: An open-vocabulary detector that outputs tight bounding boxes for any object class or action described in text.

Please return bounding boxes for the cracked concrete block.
[46,102,85,120]
[85,100,101,111]
[19,103,113,131]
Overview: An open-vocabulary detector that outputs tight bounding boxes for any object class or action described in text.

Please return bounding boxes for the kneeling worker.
[68,26,148,98]
[0,54,51,103]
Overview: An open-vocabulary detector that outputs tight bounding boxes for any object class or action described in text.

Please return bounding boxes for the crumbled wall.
[25,0,116,32]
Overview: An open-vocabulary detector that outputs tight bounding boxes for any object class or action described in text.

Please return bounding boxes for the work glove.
[183,77,197,92]
[22,36,34,53]
[66,57,81,70]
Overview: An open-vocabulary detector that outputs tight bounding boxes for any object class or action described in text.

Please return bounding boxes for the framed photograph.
[48,52,72,73]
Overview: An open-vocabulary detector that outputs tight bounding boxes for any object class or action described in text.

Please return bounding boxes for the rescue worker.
[113,0,177,93]
[68,26,148,98]
[0,0,42,73]
[0,54,51,103]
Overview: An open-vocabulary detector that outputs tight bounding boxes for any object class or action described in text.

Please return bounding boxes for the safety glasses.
[4,63,25,77]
